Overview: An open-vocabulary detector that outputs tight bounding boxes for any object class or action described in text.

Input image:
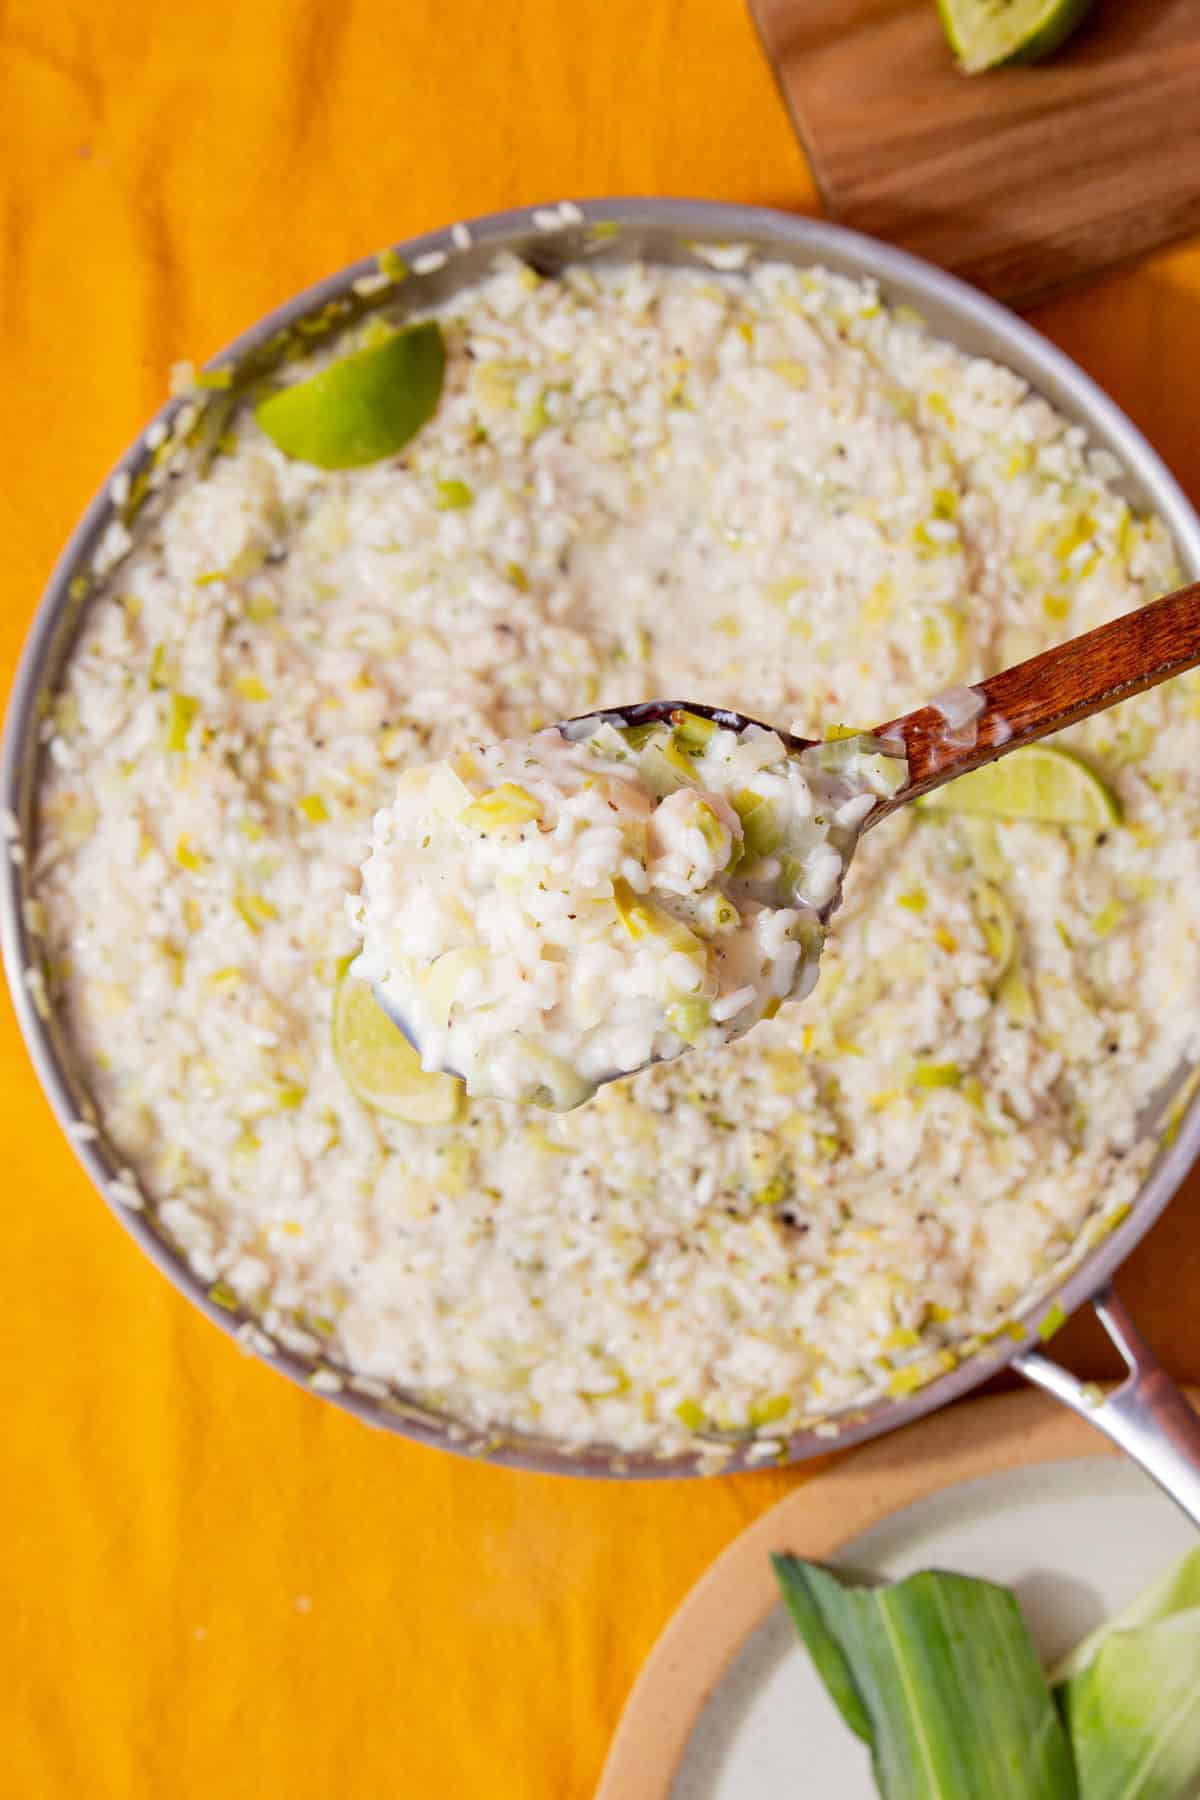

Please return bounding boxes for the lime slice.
[936,0,1095,72]
[919,744,1120,826]
[332,971,463,1123]
[255,321,445,470]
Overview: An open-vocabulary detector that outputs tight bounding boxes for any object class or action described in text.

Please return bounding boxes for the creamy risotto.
[32,251,1196,1458]
[353,715,905,1107]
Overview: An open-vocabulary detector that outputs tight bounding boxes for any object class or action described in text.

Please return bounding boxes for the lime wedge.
[255,321,445,470]
[332,970,463,1123]
[936,0,1095,72]
[919,744,1120,826]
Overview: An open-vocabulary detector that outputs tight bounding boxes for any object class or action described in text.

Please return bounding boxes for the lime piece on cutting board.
[333,969,464,1123]
[919,743,1120,825]
[255,320,445,470]
[936,0,1095,73]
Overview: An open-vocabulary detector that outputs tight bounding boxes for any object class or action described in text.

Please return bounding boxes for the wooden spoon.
[376,579,1200,1081]
[578,577,1200,827]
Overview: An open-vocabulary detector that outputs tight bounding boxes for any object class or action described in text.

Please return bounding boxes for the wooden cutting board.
[749,0,1200,305]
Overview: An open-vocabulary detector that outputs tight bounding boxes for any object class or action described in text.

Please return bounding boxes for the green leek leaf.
[1052,1546,1200,1800]
[772,1555,1077,1799]
[772,1555,872,1744]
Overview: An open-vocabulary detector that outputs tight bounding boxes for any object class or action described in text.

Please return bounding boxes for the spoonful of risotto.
[349,579,1200,1110]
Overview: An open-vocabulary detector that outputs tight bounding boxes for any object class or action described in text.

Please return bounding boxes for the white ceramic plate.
[599,1388,1200,1800]
[675,1455,1190,1798]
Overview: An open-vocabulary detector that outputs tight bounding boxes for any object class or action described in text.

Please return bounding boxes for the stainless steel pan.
[7,199,1200,1503]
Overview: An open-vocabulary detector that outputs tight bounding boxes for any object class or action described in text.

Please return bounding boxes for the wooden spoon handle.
[871,578,1200,815]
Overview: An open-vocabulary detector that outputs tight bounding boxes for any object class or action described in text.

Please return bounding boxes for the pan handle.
[1016,1283,1200,1528]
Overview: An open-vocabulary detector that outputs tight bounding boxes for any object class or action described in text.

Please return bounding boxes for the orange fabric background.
[3,3,1200,1796]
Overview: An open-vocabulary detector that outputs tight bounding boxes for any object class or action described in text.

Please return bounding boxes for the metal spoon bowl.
[371,702,824,1067]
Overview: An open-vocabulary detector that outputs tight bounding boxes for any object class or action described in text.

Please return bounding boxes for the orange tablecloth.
[4,3,1200,1794]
